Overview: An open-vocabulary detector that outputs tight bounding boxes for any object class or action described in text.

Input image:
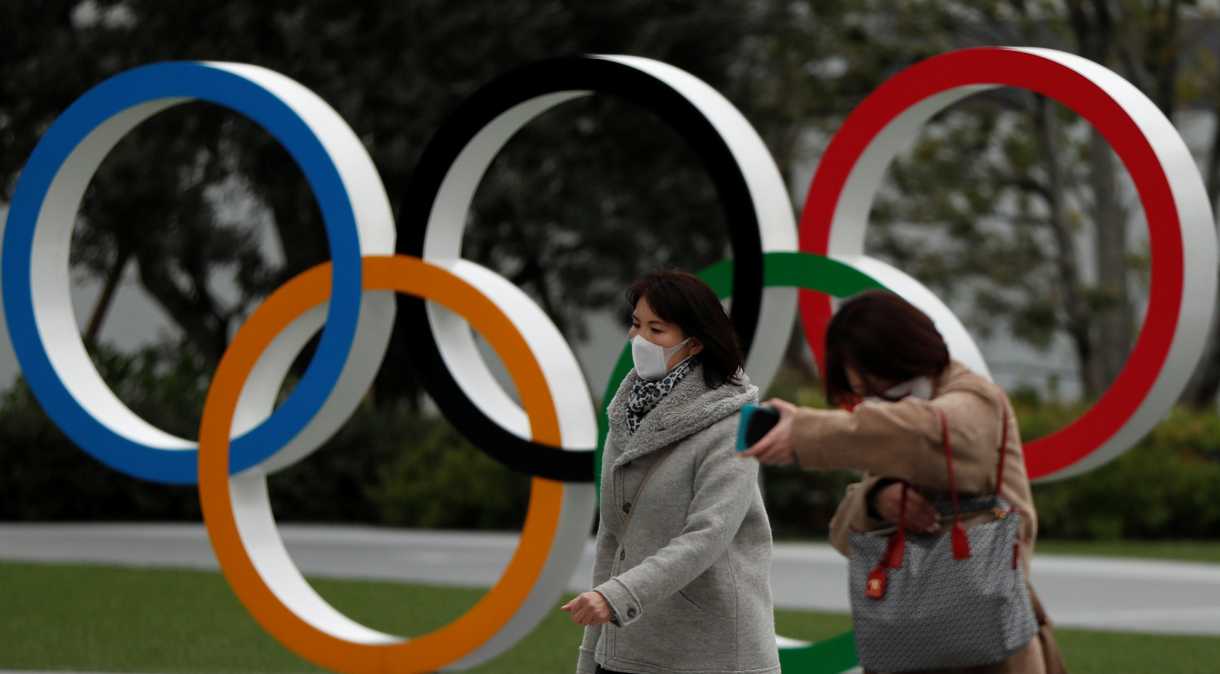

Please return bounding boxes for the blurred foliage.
[0,343,529,529]
[0,0,831,407]
[15,1,1220,407]
[2,348,1219,542]
[823,0,1220,402]
[1021,401,1220,541]
[0,342,206,520]
[5,2,1220,540]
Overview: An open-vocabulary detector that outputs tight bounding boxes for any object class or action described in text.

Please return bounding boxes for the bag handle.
[931,405,1011,560]
[935,408,972,560]
[994,406,1010,501]
[870,402,1011,597]
[931,405,1011,499]
[885,485,909,569]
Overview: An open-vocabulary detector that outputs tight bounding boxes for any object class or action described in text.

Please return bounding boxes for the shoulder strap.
[934,404,1010,499]
[888,405,1010,568]
[994,406,1010,501]
[935,409,971,560]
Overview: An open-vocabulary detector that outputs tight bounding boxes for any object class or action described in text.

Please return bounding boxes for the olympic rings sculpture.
[3,48,1214,674]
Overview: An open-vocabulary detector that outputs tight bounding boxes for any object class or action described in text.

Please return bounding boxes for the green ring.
[594,251,885,672]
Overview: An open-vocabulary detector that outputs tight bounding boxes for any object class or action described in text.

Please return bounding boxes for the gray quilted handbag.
[848,408,1037,672]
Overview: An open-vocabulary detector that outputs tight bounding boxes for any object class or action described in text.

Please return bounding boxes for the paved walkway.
[3,523,1219,636]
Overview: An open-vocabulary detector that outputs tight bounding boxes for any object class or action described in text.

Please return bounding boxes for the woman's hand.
[874,482,941,534]
[740,398,799,465]
[561,591,613,626]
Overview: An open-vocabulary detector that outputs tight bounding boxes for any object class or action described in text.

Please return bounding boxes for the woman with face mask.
[742,290,1066,674]
[564,269,779,674]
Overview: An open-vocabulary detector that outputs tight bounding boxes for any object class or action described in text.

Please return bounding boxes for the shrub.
[0,343,530,529]
[1026,405,1220,540]
[3,348,1217,542]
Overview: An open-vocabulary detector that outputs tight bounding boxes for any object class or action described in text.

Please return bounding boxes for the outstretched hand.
[561,591,612,626]
[740,398,799,466]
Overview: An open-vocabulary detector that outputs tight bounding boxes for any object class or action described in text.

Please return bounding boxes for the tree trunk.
[135,256,228,365]
[1033,95,1096,398]
[1085,128,1133,397]
[83,247,131,349]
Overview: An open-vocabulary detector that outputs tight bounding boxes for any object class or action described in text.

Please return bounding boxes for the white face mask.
[631,335,691,381]
[872,376,934,402]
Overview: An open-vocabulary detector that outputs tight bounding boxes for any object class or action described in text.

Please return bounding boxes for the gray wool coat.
[576,363,781,674]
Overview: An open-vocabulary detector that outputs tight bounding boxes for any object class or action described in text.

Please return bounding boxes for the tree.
[11,1,1217,410]
[2,0,836,406]
[2,1,279,365]
[777,0,1220,401]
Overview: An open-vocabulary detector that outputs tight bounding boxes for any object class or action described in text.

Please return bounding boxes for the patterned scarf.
[626,356,697,435]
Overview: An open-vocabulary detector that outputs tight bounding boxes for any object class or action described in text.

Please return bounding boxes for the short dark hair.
[626,270,744,389]
[824,290,949,405]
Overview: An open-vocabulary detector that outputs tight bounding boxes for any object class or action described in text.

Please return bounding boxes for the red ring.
[797,47,1184,479]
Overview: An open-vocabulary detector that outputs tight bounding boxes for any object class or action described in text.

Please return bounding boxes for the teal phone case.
[736,403,760,452]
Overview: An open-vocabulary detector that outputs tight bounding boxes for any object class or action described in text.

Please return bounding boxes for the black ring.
[397,56,766,482]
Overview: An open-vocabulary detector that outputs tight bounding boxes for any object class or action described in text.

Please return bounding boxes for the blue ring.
[1,62,362,484]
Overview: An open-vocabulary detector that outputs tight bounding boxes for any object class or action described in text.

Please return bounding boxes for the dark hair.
[626,270,744,388]
[824,290,950,405]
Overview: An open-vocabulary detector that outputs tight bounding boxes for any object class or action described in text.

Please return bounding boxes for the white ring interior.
[421,57,800,452]
[199,64,594,664]
[418,55,803,662]
[602,56,798,393]
[226,290,596,661]
[28,62,397,458]
[33,97,194,449]
[822,47,1216,481]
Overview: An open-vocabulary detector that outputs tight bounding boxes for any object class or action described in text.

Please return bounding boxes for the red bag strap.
[935,404,1012,560]
[994,406,1010,501]
[935,409,972,560]
[882,404,1011,571]
[936,409,962,517]
[885,484,909,569]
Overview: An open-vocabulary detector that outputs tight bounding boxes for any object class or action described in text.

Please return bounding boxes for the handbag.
[847,407,1038,672]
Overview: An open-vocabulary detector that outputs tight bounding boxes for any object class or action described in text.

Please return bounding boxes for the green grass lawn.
[1,561,1218,674]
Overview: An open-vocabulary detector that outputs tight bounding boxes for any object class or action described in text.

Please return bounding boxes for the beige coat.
[792,361,1061,674]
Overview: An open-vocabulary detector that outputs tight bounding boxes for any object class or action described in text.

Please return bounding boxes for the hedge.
[1,347,1217,541]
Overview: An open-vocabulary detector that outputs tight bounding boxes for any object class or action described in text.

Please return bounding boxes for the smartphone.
[736,403,780,452]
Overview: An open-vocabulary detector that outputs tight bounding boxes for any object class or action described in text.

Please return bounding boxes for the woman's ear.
[688,338,704,355]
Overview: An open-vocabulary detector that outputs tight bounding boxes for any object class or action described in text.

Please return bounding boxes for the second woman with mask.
[564,269,780,674]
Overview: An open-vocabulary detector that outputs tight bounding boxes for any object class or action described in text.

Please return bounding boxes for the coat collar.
[607,362,758,468]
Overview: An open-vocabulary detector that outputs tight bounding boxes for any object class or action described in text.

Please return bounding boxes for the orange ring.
[198,255,564,673]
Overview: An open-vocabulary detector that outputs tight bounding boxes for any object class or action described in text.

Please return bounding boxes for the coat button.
[627,607,638,618]
[622,502,632,514]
